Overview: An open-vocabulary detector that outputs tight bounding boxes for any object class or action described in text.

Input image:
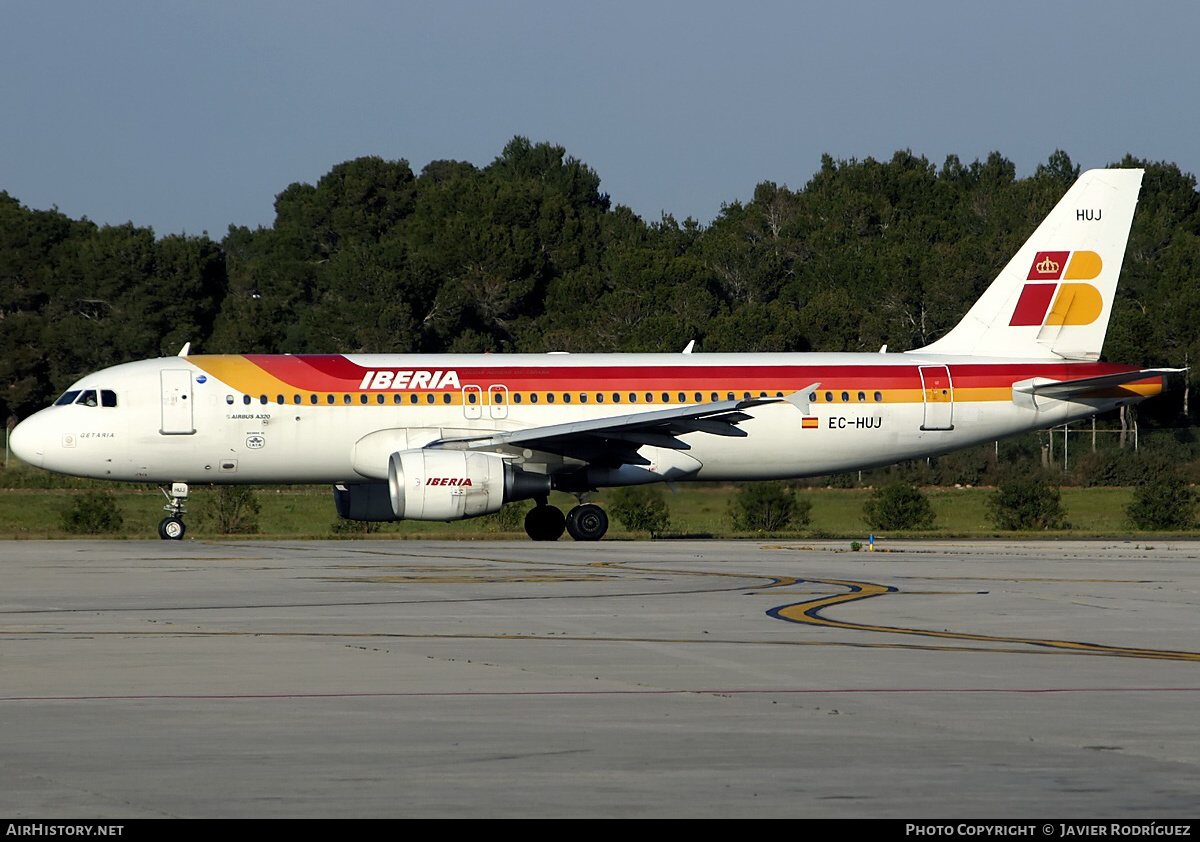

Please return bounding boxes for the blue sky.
[3,1,1197,237]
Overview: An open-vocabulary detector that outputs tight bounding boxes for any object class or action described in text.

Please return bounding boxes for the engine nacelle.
[387,449,550,521]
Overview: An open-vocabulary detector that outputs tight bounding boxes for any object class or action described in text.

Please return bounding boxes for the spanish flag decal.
[802,417,819,429]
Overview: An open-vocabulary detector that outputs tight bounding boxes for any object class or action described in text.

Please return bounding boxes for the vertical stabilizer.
[913,168,1143,360]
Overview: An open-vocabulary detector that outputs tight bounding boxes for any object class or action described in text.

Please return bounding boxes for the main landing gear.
[158,482,189,540]
[523,499,609,542]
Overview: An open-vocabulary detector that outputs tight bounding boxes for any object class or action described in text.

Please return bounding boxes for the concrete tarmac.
[1,538,1198,818]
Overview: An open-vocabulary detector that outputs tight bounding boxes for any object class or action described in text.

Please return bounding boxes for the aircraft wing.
[1013,368,1182,400]
[433,389,815,468]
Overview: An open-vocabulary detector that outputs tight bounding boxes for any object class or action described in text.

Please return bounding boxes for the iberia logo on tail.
[1009,250,1104,327]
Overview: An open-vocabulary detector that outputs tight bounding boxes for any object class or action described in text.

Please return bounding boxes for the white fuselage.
[10,352,1157,488]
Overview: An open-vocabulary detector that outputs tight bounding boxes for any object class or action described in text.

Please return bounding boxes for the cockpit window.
[56,389,117,408]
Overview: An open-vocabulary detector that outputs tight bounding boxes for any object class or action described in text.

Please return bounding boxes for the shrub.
[61,491,124,534]
[1126,471,1196,530]
[330,518,382,536]
[729,482,809,532]
[609,487,670,535]
[200,486,261,534]
[862,482,935,531]
[482,500,531,532]
[986,476,1067,530]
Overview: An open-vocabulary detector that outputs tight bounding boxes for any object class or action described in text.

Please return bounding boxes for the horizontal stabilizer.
[1013,368,1180,401]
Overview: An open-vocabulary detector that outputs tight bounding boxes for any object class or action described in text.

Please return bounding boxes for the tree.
[61,491,124,534]
[986,477,1068,530]
[863,483,936,530]
[1126,466,1196,530]
[729,482,809,532]
[609,487,670,535]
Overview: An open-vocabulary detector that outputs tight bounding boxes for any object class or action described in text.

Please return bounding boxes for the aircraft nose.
[8,416,45,468]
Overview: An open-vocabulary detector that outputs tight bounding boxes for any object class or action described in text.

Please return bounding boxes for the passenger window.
[874,391,882,402]
[579,394,587,404]
[531,393,539,404]
[562,393,570,404]
[824,392,832,403]
[326,395,335,405]
[547,393,555,404]
[443,394,450,404]
[260,395,269,405]
[629,393,637,403]
[678,392,686,403]
[293,395,302,405]
[376,394,385,405]
[857,392,865,402]
[226,395,235,405]
[612,393,621,403]
[343,395,352,405]
[596,393,604,404]
[841,392,849,402]
[514,394,523,404]
[276,395,284,405]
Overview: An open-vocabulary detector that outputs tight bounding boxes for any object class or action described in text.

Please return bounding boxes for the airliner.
[8,168,1175,540]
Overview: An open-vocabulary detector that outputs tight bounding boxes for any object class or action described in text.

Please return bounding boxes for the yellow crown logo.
[1036,255,1060,274]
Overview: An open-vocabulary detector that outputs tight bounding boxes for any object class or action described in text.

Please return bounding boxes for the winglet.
[177,342,191,357]
[781,383,821,415]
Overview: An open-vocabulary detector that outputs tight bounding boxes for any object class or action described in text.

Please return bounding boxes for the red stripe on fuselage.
[237,355,1141,392]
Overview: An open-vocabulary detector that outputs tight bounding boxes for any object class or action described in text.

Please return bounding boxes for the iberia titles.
[357,370,461,390]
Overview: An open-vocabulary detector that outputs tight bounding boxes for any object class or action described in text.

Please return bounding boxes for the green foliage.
[729,482,809,532]
[6,141,1200,447]
[329,518,382,536]
[482,500,532,532]
[199,486,261,534]
[862,482,936,531]
[986,476,1068,530]
[609,487,670,535]
[1126,469,1196,530]
[60,491,124,534]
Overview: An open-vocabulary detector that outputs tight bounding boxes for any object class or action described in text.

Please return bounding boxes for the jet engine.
[334,450,550,522]
[389,449,550,520]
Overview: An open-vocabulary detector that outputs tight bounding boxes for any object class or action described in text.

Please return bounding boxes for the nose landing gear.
[158,482,189,540]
